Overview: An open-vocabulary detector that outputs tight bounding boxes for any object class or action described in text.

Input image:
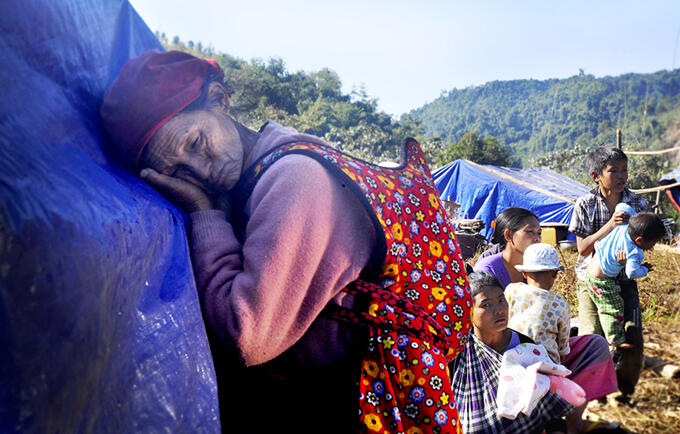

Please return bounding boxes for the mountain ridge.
[408,69,680,164]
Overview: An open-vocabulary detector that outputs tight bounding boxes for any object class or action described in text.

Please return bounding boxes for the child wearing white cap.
[507,243,620,429]
[505,243,569,364]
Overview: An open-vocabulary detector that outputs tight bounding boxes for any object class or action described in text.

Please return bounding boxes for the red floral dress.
[238,139,472,433]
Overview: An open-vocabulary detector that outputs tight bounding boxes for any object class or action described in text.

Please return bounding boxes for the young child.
[506,243,618,429]
[585,203,666,349]
[505,243,569,364]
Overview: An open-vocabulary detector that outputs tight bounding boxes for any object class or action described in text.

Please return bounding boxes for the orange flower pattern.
[238,139,472,433]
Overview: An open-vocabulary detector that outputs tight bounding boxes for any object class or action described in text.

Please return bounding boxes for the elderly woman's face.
[472,285,508,334]
[142,107,244,193]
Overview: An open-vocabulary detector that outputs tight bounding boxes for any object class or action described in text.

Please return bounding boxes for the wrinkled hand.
[641,262,654,272]
[616,249,627,265]
[140,168,213,213]
[610,211,630,227]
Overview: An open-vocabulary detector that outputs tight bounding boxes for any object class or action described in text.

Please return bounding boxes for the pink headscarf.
[100,49,224,170]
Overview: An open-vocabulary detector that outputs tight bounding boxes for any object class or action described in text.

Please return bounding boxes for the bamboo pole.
[655,190,661,214]
[630,181,680,194]
[625,146,680,155]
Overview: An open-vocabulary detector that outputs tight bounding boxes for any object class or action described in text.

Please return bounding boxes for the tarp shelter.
[660,167,680,213]
[0,1,220,432]
[433,159,592,240]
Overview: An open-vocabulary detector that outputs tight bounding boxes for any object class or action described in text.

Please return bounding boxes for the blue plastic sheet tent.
[0,1,220,432]
[660,167,680,213]
[433,159,592,239]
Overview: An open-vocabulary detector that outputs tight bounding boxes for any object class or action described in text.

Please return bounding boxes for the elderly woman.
[100,50,472,433]
[474,207,542,288]
[452,272,622,434]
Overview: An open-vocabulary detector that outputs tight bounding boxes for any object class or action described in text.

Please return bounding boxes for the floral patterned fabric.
[238,139,472,433]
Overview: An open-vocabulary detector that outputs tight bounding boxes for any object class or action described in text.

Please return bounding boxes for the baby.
[586,203,665,348]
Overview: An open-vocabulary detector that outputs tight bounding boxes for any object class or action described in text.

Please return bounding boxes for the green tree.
[444,132,517,166]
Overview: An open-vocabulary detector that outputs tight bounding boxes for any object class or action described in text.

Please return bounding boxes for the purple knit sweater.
[189,121,377,369]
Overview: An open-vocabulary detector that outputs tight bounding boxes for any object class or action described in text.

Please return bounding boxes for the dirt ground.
[583,319,680,433]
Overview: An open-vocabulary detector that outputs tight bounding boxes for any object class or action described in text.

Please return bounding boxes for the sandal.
[584,420,627,433]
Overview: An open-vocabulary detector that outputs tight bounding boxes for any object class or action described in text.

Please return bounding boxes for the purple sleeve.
[505,330,521,352]
[473,252,512,288]
[189,155,376,366]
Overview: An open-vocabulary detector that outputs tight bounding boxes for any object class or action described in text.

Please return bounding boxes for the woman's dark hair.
[468,271,503,299]
[628,212,666,242]
[586,145,628,178]
[490,207,538,247]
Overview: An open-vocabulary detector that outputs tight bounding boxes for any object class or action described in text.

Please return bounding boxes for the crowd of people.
[464,147,664,432]
[99,49,665,433]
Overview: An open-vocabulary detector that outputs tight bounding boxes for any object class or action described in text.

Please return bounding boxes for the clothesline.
[630,181,680,194]
[626,146,680,155]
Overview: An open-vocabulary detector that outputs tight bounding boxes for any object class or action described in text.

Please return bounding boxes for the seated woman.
[473,207,542,288]
[451,272,622,434]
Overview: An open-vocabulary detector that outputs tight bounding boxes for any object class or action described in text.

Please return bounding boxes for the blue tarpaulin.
[0,1,220,432]
[433,159,592,239]
[660,167,680,213]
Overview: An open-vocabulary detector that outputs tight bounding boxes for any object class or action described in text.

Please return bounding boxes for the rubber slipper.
[585,420,626,433]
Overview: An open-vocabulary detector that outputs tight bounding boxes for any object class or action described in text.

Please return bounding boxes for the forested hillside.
[409,70,680,168]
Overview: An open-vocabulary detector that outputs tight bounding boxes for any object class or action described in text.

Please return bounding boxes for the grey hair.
[468,271,503,298]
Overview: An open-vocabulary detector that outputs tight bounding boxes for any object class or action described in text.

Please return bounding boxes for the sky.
[131,0,680,118]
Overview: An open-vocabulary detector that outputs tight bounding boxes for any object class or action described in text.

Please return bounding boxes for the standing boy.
[568,145,647,405]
